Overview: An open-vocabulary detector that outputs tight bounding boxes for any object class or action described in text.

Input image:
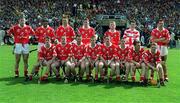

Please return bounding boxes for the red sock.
[140,76,144,81]
[95,74,98,80]
[116,76,120,81]
[132,76,136,81]
[24,70,28,77]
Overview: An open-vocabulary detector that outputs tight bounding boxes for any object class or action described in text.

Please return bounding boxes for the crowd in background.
[0,0,179,47]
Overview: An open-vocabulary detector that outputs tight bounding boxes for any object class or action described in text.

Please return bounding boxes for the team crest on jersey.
[25,29,28,33]
[17,29,20,33]
[60,29,63,32]
[47,30,50,33]
[82,31,84,34]
[103,48,105,52]
[40,30,43,33]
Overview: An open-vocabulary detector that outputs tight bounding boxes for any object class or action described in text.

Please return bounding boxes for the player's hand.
[136,63,140,68]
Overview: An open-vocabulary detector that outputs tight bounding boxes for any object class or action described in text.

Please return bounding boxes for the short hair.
[109,21,115,24]
[130,20,136,24]
[91,35,96,39]
[76,34,82,38]
[133,40,140,46]
[150,42,157,46]
[45,36,50,40]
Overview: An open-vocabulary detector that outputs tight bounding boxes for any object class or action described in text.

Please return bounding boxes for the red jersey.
[78,27,95,45]
[116,46,130,61]
[35,26,55,43]
[71,43,86,60]
[123,28,140,48]
[38,44,55,61]
[101,44,117,60]
[144,50,161,64]
[56,25,75,43]
[53,43,71,60]
[129,48,144,62]
[8,24,34,44]
[104,30,120,45]
[151,28,170,46]
[85,44,101,60]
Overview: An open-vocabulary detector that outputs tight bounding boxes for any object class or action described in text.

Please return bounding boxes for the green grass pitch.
[0,45,180,103]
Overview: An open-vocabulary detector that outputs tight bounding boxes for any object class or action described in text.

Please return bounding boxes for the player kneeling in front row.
[144,42,165,87]
[116,39,131,81]
[71,34,86,82]
[129,40,146,83]
[101,35,120,83]
[85,35,101,82]
[29,37,56,81]
[52,36,73,83]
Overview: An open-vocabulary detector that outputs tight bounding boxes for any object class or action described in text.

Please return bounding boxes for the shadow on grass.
[0,76,156,89]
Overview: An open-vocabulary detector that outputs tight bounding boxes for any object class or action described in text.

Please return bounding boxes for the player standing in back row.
[123,20,140,48]
[7,14,35,79]
[150,19,170,82]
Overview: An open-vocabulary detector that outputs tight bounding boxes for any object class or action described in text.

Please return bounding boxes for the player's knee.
[99,62,104,68]
[115,62,120,67]
[141,63,146,67]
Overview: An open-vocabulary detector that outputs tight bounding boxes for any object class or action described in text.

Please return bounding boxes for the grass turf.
[0,45,180,103]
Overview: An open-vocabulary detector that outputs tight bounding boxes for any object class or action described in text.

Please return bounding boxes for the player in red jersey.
[78,18,95,45]
[129,40,146,83]
[100,35,119,82]
[56,17,75,43]
[150,19,170,81]
[104,21,121,46]
[29,37,56,80]
[116,39,131,81]
[35,18,55,51]
[71,34,86,81]
[123,20,140,48]
[52,36,72,83]
[84,35,100,81]
[144,42,165,86]
[7,16,35,79]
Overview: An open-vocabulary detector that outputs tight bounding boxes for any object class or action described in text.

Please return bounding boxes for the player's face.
[151,44,157,53]
[83,20,89,28]
[105,37,111,44]
[91,37,96,44]
[42,22,48,28]
[120,39,125,46]
[62,19,68,27]
[158,21,164,28]
[135,42,141,50]
[61,37,66,44]
[19,18,25,26]
[45,38,50,46]
[130,23,136,29]
[76,36,82,43]
[109,22,116,30]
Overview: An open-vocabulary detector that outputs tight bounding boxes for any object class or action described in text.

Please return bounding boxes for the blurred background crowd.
[0,0,179,47]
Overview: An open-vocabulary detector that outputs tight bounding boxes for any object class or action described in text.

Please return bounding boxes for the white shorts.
[37,43,45,51]
[157,45,168,56]
[14,43,29,54]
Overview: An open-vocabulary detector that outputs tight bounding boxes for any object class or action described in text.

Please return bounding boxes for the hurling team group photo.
[0,0,180,102]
